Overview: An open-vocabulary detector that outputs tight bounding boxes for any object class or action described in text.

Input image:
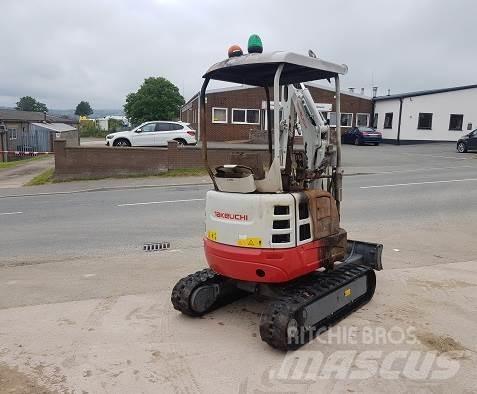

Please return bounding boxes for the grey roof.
[203,51,348,86]
[0,108,77,124]
[374,84,477,101]
[31,122,76,132]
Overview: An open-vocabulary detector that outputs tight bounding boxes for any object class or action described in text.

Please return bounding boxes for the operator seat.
[214,152,268,193]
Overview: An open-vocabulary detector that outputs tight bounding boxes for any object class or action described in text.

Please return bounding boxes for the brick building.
[181,84,373,142]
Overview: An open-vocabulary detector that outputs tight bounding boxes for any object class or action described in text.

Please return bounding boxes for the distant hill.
[0,106,124,120]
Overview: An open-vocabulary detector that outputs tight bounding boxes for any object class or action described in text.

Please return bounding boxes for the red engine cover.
[204,238,328,283]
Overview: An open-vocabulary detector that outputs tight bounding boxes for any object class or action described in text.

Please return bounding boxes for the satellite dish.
[308,49,317,58]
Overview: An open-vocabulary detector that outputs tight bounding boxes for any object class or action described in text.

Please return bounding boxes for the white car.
[106,121,196,147]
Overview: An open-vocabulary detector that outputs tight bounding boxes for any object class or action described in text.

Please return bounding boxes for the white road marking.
[360,178,477,189]
[117,198,205,207]
[359,165,474,176]
[0,211,23,216]
[6,280,18,285]
[82,274,96,278]
[401,153,468,160]
[393,249,400,252]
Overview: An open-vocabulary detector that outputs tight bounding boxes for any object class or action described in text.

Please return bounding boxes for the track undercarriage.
[172,241,382,351]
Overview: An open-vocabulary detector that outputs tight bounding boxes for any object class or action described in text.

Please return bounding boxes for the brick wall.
[54,140,269,180]
[181,86,373,142]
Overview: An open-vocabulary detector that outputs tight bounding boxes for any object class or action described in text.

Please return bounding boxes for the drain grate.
[143,242,171,252]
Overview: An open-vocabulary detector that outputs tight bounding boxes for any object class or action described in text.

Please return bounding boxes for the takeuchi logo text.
[214,211,248,221]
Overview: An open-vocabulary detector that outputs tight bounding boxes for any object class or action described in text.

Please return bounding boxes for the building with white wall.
[373,84,477,143]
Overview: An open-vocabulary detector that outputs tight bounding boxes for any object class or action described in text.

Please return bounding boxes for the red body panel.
[204,238,327,283]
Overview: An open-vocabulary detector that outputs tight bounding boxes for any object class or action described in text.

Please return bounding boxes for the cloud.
[0,0,475,109]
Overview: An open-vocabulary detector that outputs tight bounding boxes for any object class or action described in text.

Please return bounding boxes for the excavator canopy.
[202,51,348,86]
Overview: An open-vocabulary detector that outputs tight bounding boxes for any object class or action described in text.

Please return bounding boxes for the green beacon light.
[247,34,263,54]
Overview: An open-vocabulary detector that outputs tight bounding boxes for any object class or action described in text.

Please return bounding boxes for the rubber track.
[259,263,376,350]
[171,268,247,317]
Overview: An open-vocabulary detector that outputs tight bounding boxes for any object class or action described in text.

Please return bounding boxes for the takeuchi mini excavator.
[172,35,383,350]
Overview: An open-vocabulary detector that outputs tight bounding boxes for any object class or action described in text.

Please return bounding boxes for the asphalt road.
[1,143,477,393]
[0,143,475,265]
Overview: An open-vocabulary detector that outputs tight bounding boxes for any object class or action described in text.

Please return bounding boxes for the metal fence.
[11,127,50,153]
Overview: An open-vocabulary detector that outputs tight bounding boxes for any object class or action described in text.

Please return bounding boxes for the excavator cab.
[172,37,383,350]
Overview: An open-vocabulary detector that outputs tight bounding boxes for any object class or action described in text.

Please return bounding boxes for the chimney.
[348,87,355,93]
[43,111,47,122]
[387,89,391,96]
[360,88,364,95]
[372,86,378,98]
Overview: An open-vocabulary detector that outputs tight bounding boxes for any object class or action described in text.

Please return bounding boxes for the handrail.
[200,77,218,190]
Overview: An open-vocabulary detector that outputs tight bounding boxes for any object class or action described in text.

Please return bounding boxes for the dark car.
[457,129,477,153]
[342,127,383,146]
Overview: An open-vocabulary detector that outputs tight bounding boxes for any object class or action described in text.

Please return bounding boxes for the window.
[156,122,183,131]
[384,113,393,129]
[468,123,473,130]
[449,114,463,131]
[212,107,227,123]
[232,109,260,124]
[8,128,17,140]
[328,112,352,127]
[356,113,370,127]
[373,113,378,128]
[168,123,184,131]
[418,113,433,130]
[340,113,353,127]
[140,123,156,132]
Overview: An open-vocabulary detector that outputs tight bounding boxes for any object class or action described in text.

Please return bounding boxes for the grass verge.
[25,168,55,186]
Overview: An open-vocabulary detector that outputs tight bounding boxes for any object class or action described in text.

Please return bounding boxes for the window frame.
[448,114,463,131]
[8,128,17,140]
[231,108,260,125]
[340,113,353,128]
[384,113,393,129]
[373,113,378,129]
[211,107,228,124]
[417,112,433,130]
[356,113,370,127]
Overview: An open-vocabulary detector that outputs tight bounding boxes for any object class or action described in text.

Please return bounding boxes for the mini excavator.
[172,35,383,350]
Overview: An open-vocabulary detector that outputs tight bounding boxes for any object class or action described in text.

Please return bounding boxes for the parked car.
[342,127,382,146]
[106,121,196,147]
[457,129,477,153]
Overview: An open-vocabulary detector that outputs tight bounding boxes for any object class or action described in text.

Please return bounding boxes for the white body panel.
[205,191,298,249]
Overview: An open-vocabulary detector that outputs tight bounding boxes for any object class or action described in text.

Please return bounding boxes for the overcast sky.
[1,0,474,109]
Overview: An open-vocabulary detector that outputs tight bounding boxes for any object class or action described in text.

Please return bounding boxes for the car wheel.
[354,137,360,146]
[457,142,467,153]
[174,138,187,146]
[374,143,379,146]
[113,138,131,147]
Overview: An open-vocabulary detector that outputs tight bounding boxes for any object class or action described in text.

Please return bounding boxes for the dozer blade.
[259,263,376,351]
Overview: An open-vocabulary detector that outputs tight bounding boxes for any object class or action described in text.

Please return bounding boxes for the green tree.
[16,96,48,112]
[124,77,184,125]
[75,101,94,116]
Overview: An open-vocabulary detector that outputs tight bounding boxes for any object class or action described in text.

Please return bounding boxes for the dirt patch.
[417,332,466,353]
[0,363,54,394]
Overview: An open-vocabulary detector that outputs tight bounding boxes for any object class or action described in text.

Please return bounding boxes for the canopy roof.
[203,51,348,86]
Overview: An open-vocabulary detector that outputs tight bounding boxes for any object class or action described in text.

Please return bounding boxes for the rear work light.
[187,131,196,136]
